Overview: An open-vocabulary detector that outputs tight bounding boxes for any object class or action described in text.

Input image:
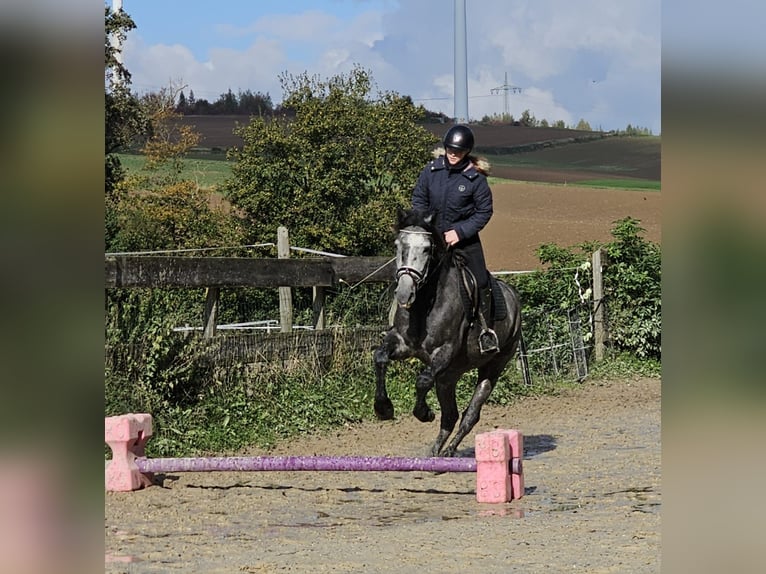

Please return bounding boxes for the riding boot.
[478,286,499,353]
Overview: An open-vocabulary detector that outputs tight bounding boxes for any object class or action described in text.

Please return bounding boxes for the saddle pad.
[490,277,508,321]
[457,270,508,323]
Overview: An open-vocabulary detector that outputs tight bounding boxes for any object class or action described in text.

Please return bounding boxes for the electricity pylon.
[491,72,522,119]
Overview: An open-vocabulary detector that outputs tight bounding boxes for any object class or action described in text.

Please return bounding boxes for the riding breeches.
[453,236,489,290]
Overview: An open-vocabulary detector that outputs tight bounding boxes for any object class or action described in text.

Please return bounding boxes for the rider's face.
[445,147,468,165]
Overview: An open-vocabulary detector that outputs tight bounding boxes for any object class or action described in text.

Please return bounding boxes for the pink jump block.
[105,413,154,492]
[474,429,524,503]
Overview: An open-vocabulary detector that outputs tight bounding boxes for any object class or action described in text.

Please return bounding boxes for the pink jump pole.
[105,414,523,503]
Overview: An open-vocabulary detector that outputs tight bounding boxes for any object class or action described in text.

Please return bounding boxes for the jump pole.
[105,414,523,503]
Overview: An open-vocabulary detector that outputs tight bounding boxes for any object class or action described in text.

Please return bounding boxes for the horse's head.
[393,209,439,309]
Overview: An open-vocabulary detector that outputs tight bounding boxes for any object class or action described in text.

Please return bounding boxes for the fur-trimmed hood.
[432,146,492,176]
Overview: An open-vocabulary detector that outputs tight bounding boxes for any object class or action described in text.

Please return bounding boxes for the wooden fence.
[105,230,607,380]
[106,228,397,337]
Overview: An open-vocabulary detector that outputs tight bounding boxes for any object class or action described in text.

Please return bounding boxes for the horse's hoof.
[412,407,435,423]
[374,399,394,420]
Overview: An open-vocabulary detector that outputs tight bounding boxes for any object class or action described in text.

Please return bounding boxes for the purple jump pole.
[105,414,524,502]
[138,455,477,474]
[136,455,521,476]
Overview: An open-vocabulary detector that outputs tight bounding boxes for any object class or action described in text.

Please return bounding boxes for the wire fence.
[517,304,593,384]
[105,283,599,388]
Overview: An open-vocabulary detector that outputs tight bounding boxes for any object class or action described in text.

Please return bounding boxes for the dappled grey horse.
[374,208,523,456]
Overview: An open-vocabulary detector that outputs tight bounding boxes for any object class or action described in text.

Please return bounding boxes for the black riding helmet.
[443,124,474,153]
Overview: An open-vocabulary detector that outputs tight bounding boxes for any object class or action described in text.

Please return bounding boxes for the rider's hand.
[444,229,459,247]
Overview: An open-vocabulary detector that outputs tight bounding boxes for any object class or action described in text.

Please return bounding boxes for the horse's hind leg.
[441,351,514,457]
[413,367,435,422]
[440,377,493,457]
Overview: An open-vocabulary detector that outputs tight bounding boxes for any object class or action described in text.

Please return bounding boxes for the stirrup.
[479,328,499,353]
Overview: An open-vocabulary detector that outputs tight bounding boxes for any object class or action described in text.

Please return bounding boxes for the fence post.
[313,286,326,330]
[277,227,293,333]
[592,249,606,361]
[202,287,219,338]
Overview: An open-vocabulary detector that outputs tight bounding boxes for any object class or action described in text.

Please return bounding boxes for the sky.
[114,0,661,134]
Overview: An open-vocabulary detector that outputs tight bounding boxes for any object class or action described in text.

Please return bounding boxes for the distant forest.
[176,88,448,123]
[174,87,653,135]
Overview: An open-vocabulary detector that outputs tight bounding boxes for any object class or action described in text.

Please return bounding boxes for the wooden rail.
[104,255,395,288]
[105,249,396,337]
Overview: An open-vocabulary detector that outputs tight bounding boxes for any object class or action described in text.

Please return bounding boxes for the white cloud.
[121,0,660,131]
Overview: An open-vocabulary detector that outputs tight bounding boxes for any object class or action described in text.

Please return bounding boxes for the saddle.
[454,257,508,324]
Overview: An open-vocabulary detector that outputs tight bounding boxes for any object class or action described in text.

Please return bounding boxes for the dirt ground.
[105,376,660,573]
[482,181,661,271]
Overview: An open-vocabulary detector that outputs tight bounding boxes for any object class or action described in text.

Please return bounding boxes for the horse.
[373,208,523,457]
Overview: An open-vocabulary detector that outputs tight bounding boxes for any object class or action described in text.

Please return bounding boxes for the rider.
[411,124,499,353]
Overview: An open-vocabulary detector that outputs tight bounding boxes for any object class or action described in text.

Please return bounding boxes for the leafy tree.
[105,5,148,248]
[519,109,537,127]
[222,65,438,256]
[214,88,239,115]
[575,118,592,131]
[237,89,273,116]
[138,83,201,174]
[109,82,243,254]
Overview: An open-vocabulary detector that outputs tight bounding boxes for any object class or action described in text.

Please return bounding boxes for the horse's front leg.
[373,344,394,420]
[412,367,435,422]
[430,369,462,456]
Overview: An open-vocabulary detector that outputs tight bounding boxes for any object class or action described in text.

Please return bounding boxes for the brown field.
[183,116,661,271]
[484,181,661,271]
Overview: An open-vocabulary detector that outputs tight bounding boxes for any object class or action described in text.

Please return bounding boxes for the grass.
[487,176,660,191]
[575,179,661,191]
[119,139,660,193]
[117,152,233,190]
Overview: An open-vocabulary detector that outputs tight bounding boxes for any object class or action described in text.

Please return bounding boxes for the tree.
[237,89,273,116]
[222,66,438,256]
[176,91,188,114]
[138,83,201,173]
[519,109,537,127]
[214,88,239,115]
[108,81,242,254]
[105,5,147,247]
[575,118,592,131]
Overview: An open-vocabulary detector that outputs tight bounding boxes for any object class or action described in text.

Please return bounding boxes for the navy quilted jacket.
[411,155,493,242]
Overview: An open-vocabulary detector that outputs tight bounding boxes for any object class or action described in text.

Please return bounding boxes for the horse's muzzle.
[395,275,416,309]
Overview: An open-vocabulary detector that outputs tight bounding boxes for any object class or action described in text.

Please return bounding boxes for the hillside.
[177,115,603,151]
[175,115,660,185]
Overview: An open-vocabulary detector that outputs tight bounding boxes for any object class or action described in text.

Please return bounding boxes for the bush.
[222,66,438,257]
[509,216,661,361]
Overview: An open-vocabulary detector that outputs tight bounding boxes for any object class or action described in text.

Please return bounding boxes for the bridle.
[395,228,434,289]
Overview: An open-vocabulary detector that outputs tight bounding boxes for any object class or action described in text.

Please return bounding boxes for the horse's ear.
[396,207,407,227]
[423,212,435,226]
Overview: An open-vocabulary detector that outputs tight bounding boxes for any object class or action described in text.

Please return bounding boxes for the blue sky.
[114,0,661,133]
